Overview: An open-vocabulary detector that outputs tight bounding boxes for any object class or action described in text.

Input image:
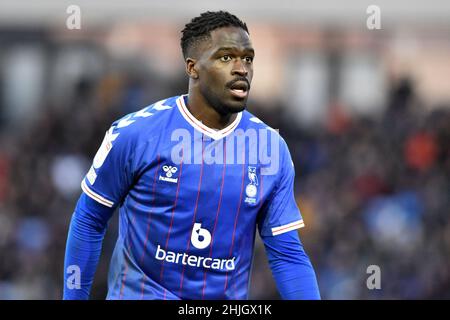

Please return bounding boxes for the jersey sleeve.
[81,117,140,208]
[258,137,304,237]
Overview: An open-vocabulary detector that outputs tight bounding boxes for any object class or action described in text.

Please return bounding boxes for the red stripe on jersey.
[179,135,204,296]
[139,154,161,299]
[223,146,246,293]
[140,274,147,299]
[119,193,141,299]
[258,174,264,210]
[202,140,227,299]
[179,100,216,135]
[230,171,261,299]
[202,139,227,299]
[119,262,128,299]
[159,149,184,286]
[221,116,240,135]
[272,221,304,234]
[177,96,241,139]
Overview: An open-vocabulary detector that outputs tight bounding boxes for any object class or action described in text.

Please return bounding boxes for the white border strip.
[272,220,305,236]
[81,180,114,208]
[176,95,242,141]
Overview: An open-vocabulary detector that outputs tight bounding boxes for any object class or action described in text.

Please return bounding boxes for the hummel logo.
[159,165,178,183]
[163,165,177,177]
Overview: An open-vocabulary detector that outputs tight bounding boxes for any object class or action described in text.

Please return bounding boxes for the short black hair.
[180,11,249,59]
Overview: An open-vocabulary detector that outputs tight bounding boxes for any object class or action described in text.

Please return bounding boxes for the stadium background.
[0,0,449,299]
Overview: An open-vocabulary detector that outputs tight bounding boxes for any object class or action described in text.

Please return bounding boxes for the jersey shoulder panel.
[241,110,289,149]
[110,96,179,144]
[242,110,280,134]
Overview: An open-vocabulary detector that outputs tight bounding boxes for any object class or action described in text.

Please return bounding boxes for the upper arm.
[81,117,141,209]
[258,137,304,237]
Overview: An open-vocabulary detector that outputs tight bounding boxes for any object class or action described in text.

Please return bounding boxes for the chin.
[225,103,246,113]
[222,98,247,114]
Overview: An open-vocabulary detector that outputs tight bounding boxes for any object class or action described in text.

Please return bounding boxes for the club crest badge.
[245,166,258,205]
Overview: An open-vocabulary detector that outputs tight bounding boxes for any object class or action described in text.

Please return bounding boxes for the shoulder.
[241,110,290,150]
[109,96,179,143]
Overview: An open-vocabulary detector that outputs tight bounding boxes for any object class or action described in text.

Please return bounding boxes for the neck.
[186,88,237,130]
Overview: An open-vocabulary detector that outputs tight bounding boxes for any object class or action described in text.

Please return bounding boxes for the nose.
[231,58,248,77]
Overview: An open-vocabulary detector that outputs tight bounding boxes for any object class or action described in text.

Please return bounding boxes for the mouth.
[228,81,249,99]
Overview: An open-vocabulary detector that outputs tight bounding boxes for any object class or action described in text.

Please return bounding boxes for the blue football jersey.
[81,95,304,300]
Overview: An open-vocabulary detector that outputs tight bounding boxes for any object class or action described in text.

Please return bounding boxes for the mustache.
[226,77,251,90]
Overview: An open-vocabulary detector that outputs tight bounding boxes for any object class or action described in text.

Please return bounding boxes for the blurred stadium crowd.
[0,28,449,300]
[248,77,450,299]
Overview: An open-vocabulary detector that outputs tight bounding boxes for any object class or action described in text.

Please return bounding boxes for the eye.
[220,55,232,62]
[245,56,254,63]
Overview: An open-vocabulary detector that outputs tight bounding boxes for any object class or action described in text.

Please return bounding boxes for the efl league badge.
[245,166,258,205]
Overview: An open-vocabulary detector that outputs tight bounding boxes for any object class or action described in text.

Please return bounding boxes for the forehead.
[210,26,251,46]
[207,26,253,51]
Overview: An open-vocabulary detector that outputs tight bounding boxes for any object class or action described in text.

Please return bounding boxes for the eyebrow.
[214,47,255,54]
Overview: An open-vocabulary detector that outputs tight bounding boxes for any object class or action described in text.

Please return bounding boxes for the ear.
[185,58,199,79]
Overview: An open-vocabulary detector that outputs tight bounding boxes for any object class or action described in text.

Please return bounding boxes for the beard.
[200,85,247,116]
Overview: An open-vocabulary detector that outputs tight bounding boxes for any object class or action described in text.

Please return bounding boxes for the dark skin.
[185,26,255,130]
